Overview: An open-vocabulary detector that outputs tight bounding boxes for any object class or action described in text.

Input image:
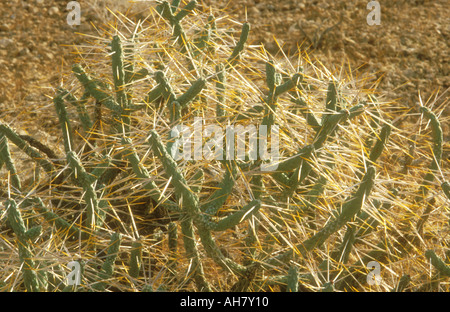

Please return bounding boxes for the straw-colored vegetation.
[0,1,448,292]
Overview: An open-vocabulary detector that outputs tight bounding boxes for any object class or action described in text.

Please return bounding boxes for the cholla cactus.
[0,1,448,292]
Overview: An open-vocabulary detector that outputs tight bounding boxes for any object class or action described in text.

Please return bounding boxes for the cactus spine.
[1,2,448,292]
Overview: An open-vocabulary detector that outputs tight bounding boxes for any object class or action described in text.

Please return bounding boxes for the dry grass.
[0,2,449,292]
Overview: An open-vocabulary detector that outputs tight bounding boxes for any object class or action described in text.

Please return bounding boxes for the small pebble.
[0,38,14,49]
[0,24,11,32]
[48,6,59,16]
[249,7,260,15]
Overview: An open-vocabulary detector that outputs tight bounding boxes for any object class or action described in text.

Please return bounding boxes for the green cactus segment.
[288,147,333,195]
[121,137,177,210]
[72,64,121,114]
[226,22,250,68]
[154,71,177,105]
[277,105,347,189]
[297,175,328,214]
[122,137,149,180]
[170,0,182,13]
[157,1,174,21]
[286,266,298,292]
[201,161,237,214]
[331,166,375,226]
[148,130,247,276]
[319,81,339,128]
[158,0,196,59]
[28,197,80,238]
[355,122,390,180]
[148,130,215,288]
[180,218,211,291]
[325,81,338,113]
[275,145,315,173]
[274,73,302,98]
[194,14,215,53]
[53,93,75,154]
[47,264,66,292]
[289,104,362,188]
[96,150,125,187]
[215,64,226,118]
[123,41,135,86]
[364,107,381,141]
[25,226,42,241]
[156,0,181,15]
[6,199,41,292]
[319,190,396,276]
[190,169,204,194]
[425,250,450,277]
[416,107,443,200]
[57,88,93,132]
[90,156,112,182]
[111,36,127,107]
[333,226,356,263]
[261,61,277,128]
[442,181,450,200]
[169,101,181,123]
[141,285,154,292]
[262,61,302,128]
[368,124,391,163]
[92,232,122,291]
[129,241,142,278]
[335,240,390,290]
[168,222,178,274]
[291,96,321,131]
[266,61,276,94]
[271,166,376,265]
[174,0,197,23]
[420,107,443,171]
[194,223,248,275]
[302,165,375,251]
[149,73,205,111]
[36,263,49,292]
[347,103,365,119]
[6,199,29,242]
[282,163,312,201]
[318,226,356,275]
[111,35,134,133]
[207,200,261,232]
[148,130,199,215]
[251,174,264,201]
[168,222,178,252]
[176,78,206,108]
[66,151,100,232]
[145,84,164,105]
[321,282,334,292]
[0,134,4,170]
[127,68,148,83]
[67,151,95,190]
[0,123,55,175]
[391,275,411,292]
[355,198,392,238]
[313,109,349,149]
[0,133,21,191]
